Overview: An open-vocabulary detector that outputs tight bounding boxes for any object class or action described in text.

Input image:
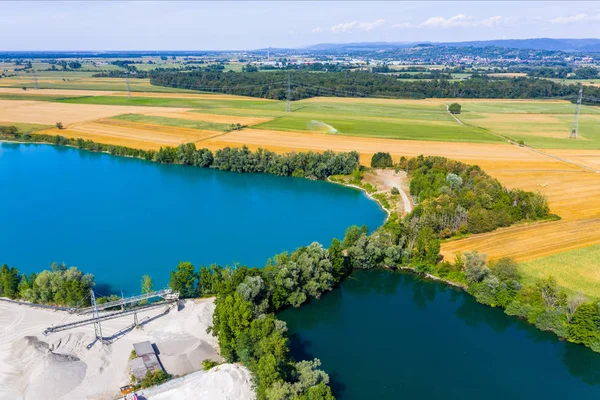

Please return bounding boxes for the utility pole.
[286,71,291,112]
[90,290,103,344]
[570,86,583,139]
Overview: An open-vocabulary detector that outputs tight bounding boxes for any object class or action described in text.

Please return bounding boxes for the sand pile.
[0,298,251,400]
[139,363,255,400]
[12,335,88,400]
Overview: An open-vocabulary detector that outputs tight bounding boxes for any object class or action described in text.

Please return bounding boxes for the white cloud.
[393,14,514,29]
[421,14,475,28]
[330,19,385,33]
[550,13,600,24]
[311,26,324,33]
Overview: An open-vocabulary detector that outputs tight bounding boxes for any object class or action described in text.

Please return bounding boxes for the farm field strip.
[110,113,233,132]
[520,244,600,299]
[136,110,273,125]
[38,119,223,149]
[0,99,191,125]
[440,218,600,264]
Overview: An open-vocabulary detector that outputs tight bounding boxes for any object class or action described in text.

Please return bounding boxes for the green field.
[252,115,499,143]
[458,101,600,149]
[111,114,233,131]
[55,95,501,143]
[521,244,600,299]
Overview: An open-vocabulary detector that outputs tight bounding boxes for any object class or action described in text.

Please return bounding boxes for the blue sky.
[1,1,599,50]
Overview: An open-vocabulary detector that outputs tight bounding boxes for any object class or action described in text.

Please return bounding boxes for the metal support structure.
[32,69,39,90]
[570,87,583,139]
[286,71,291,112]
[76,288,175,314]
[90,290,103,343]
[125,73,131,98]
[44,300,176,335]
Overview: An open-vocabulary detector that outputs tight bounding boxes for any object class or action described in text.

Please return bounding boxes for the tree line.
[0,263,94,307]
[0,129,359,181]
[149,70,600,102]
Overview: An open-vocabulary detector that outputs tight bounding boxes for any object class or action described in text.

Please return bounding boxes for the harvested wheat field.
[40,119,226,149]
[202,128,534,164]
[0,88,118,97]
[440,218,600,263]
[0,100,190,125]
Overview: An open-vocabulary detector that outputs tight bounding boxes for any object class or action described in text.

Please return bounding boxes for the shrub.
[56,122,64,130]
[448,103,461,114]
[371,152,393,168]
[139,370,170,388]
[202,359,220,370]
[391,187,400,195]
[0,125,18,135]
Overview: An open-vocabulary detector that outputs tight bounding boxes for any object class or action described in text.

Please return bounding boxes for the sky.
[1,1,600,51]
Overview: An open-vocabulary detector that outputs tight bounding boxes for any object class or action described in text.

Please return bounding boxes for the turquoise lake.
[279,269,600,399]
[0,143,386,294]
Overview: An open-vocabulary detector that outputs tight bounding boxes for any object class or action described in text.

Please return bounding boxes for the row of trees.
[0,130,359,181]
[149,70,600,102]
[434,252,600,350]
[0,263,94,307]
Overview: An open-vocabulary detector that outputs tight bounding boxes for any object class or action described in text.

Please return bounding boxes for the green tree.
[448,102,462,114]
[568,303,600,346]
[140,275,154,304]
[329,238,348,282]
[0,264,20,299]
[370,152,393,168]
[211,293,253,361]
[169,261,198,297]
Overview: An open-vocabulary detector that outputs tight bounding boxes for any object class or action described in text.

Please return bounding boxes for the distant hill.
[305,42,416,51]
[304,38,600,53]
[437,38,600,52]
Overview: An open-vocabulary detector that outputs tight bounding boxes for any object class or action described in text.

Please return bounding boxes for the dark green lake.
[280,270,600,399]
[0,143,386,294]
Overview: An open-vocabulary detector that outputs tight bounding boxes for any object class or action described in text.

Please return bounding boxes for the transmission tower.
[90,290,104,344]
[32,69,39,90]
[125,73,131,98]
[286,71,291,112]
[570,87,583,140]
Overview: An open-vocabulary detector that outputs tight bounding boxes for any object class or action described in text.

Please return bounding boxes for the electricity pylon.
[570,87,583,140]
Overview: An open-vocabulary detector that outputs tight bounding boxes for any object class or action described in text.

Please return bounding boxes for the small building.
[130,341,162,381]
